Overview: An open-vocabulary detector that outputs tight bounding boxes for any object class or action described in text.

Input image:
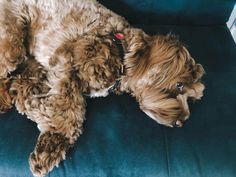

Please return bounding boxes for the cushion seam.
[162,127,171,177]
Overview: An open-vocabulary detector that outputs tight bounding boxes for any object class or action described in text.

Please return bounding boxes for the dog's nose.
[174,120,183,128]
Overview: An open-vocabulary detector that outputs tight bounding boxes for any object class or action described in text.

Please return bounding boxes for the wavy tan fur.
[0,0,205,176]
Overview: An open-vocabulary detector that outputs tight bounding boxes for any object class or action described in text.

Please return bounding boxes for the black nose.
[173,120,183,128]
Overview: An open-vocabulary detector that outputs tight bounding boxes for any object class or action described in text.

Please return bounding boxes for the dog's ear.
[139,35,191,89]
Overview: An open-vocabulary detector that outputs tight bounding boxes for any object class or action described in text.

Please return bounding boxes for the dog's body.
[0,0,205,176]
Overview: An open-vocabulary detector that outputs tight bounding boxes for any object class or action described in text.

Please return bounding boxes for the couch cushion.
[0,25,236,177]
[0,110,38,177]
[100,0,235,25]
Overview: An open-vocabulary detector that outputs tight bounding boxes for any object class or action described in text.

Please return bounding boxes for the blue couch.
[0,0,236,176]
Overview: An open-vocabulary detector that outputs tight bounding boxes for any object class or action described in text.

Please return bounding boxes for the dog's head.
[125,34,205,127]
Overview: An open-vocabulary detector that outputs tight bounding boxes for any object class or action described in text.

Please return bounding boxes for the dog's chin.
[140,95,190,128]
[142,109,179,127]
[140,83,205,128]
[142,110,187,128]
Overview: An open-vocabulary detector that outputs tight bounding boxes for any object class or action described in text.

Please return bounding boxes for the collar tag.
[114,33,124,40]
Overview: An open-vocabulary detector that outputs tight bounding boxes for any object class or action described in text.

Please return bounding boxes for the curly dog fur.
[0,0,205,176]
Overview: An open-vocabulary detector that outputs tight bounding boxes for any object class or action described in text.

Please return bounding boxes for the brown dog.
[0,0,205,176]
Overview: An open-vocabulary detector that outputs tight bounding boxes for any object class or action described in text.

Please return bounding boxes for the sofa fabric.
[100,0,235,25]
[0,1,236,177]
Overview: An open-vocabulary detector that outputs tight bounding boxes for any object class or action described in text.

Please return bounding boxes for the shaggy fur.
[0,0,205,176]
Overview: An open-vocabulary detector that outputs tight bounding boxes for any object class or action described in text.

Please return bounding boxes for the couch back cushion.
[99,0,235,25]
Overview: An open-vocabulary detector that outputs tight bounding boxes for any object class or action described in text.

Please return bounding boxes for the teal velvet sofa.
[0,0,236,177]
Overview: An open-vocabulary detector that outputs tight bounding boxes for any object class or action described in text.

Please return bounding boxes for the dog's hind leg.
[0,1,27,78]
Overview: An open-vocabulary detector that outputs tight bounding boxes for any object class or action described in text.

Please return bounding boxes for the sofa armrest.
[227,5,236,42]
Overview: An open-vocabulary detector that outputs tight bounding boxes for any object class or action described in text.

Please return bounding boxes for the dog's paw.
[29,152,49,177]
[29,132,71,177]
[29,150,65,177]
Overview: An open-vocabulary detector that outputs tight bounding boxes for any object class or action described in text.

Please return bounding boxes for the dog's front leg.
[28,92,86,177]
